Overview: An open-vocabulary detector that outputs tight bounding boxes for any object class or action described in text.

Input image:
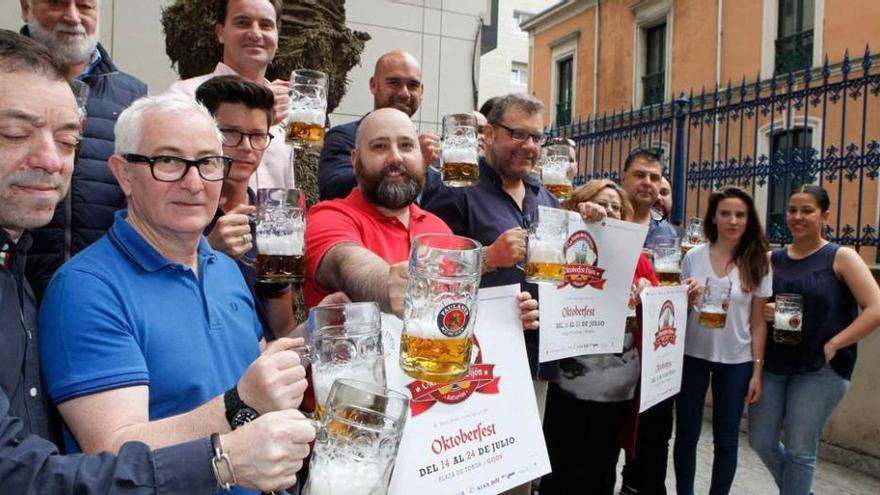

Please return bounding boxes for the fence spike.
[863,44,872,70]
[842,49,851,75]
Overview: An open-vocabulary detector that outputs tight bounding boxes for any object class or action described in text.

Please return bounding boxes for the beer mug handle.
[292,345,314,365]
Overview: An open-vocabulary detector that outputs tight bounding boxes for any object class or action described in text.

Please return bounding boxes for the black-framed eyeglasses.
[219,128,273,151]
[122,154,232,182]
[492,122,547,145]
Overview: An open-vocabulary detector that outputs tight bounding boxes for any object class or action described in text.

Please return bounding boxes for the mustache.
[55,23,87,35]
[5,169,65,190]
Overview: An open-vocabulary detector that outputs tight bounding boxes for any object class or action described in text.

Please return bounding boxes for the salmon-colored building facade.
[523,0,880,262]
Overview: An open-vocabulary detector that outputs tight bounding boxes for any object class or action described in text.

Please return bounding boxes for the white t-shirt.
[681,243,773,364]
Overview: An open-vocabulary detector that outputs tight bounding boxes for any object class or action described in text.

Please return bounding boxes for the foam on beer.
[441,147,478,164]
[257,234,303,256]
[312,360,380,408]
[654,260,681,273]
[774,312,801,331]
[528,239,564,263]
[541,168,568,185]
[290,108,325,126]
[404,316,462,340]
[308,456,385,495]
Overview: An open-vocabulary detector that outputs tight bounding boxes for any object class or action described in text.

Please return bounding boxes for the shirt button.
[29,387,38,398]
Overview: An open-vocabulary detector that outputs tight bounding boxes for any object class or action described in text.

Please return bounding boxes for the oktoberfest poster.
[538,208,648,362]
[639,285,689,412]
[384,284,551,495]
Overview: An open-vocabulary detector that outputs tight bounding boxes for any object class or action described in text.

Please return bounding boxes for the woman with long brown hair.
[674,186,772,494]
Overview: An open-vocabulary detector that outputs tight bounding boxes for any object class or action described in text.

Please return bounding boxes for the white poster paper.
[639,285,689,412]
[385,284,551,495]
[538,211,648,362]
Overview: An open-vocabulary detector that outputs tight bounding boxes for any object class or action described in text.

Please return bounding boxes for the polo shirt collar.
[344,188,429,224]
[109,210,217,273]
[479,157,543,192]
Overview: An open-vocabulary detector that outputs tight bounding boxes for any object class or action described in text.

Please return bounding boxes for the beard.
[358,159,423,210]
[28,16,99,66]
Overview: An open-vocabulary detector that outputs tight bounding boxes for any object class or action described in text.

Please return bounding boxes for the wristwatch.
[224,386,259,429]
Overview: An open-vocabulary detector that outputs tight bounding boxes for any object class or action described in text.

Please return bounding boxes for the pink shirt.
[167,62,294,190]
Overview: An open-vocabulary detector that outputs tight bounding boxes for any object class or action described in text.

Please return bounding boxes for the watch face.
[232,407,259,428]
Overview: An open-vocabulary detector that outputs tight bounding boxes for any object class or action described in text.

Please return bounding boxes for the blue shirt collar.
[109,210,217,273]
[76,49,102,79]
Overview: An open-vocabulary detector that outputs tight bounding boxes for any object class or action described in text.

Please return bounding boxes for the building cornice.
[521,0,596,35]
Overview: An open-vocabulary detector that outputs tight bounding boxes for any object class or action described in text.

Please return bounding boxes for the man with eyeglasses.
[195,75,298,340]
[38,93,315,495]
[420,92,566,495]
[0,32,313,494]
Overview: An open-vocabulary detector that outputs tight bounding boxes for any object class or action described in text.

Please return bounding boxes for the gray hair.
[114,93,222,154]
[486,93,545,124]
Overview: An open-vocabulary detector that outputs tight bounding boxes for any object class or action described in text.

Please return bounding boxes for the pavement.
[609,419,880,494]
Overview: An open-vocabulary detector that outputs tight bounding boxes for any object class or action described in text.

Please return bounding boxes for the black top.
[0,229,216,493]
[421,158,561,379]
[767,243,859,379]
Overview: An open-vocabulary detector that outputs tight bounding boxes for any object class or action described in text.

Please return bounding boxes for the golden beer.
[545,183,573,200]
[441,162,480,187]
[286,121,325,145]
[400,333,472,383]
[699,309,728,329]
[656,267,681,286]
[525,261,565,283]
[681,243,695,257]
[255,253,304,284]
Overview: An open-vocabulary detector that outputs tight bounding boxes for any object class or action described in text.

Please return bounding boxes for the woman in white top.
[673,186,772,495]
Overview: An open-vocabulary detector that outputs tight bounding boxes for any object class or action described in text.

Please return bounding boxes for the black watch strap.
[223,386,258,429]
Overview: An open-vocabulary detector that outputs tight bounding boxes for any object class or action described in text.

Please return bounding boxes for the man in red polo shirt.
[304,108,538,325]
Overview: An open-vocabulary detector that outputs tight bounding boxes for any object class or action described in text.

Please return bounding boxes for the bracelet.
[210,433,237,491]
[754,358,765,365]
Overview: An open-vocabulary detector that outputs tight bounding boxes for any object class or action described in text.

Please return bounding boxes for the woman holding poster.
[748,185,880,495]
[673,186,772,495]
[540,180,658,495]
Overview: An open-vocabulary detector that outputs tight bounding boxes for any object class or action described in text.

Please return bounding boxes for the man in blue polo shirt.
[39,94,313,495]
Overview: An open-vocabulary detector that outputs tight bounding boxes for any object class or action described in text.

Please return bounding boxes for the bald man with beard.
[304,108,538,323]
[317,50,440,200]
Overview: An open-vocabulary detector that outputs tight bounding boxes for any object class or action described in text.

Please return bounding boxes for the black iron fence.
[549,47,880,260]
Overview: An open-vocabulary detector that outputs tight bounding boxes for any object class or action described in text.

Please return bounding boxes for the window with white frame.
[550,33,578,128]
[513,10,534,33]
[510,62,528,86]
[632,0,672,107]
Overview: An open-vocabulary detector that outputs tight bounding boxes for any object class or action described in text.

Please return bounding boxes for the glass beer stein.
[681,217,705,255]
[286,69,327,151]
[303,379,409,495]
[773,293,803,345]
[439,113,480,187]
[400,234,482,383]
[307,302,386,416]
[698,278,732,329]
[541,140,573,200]
[653,237,682,286]
[525,207,568,284]
[254,188,306,285]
